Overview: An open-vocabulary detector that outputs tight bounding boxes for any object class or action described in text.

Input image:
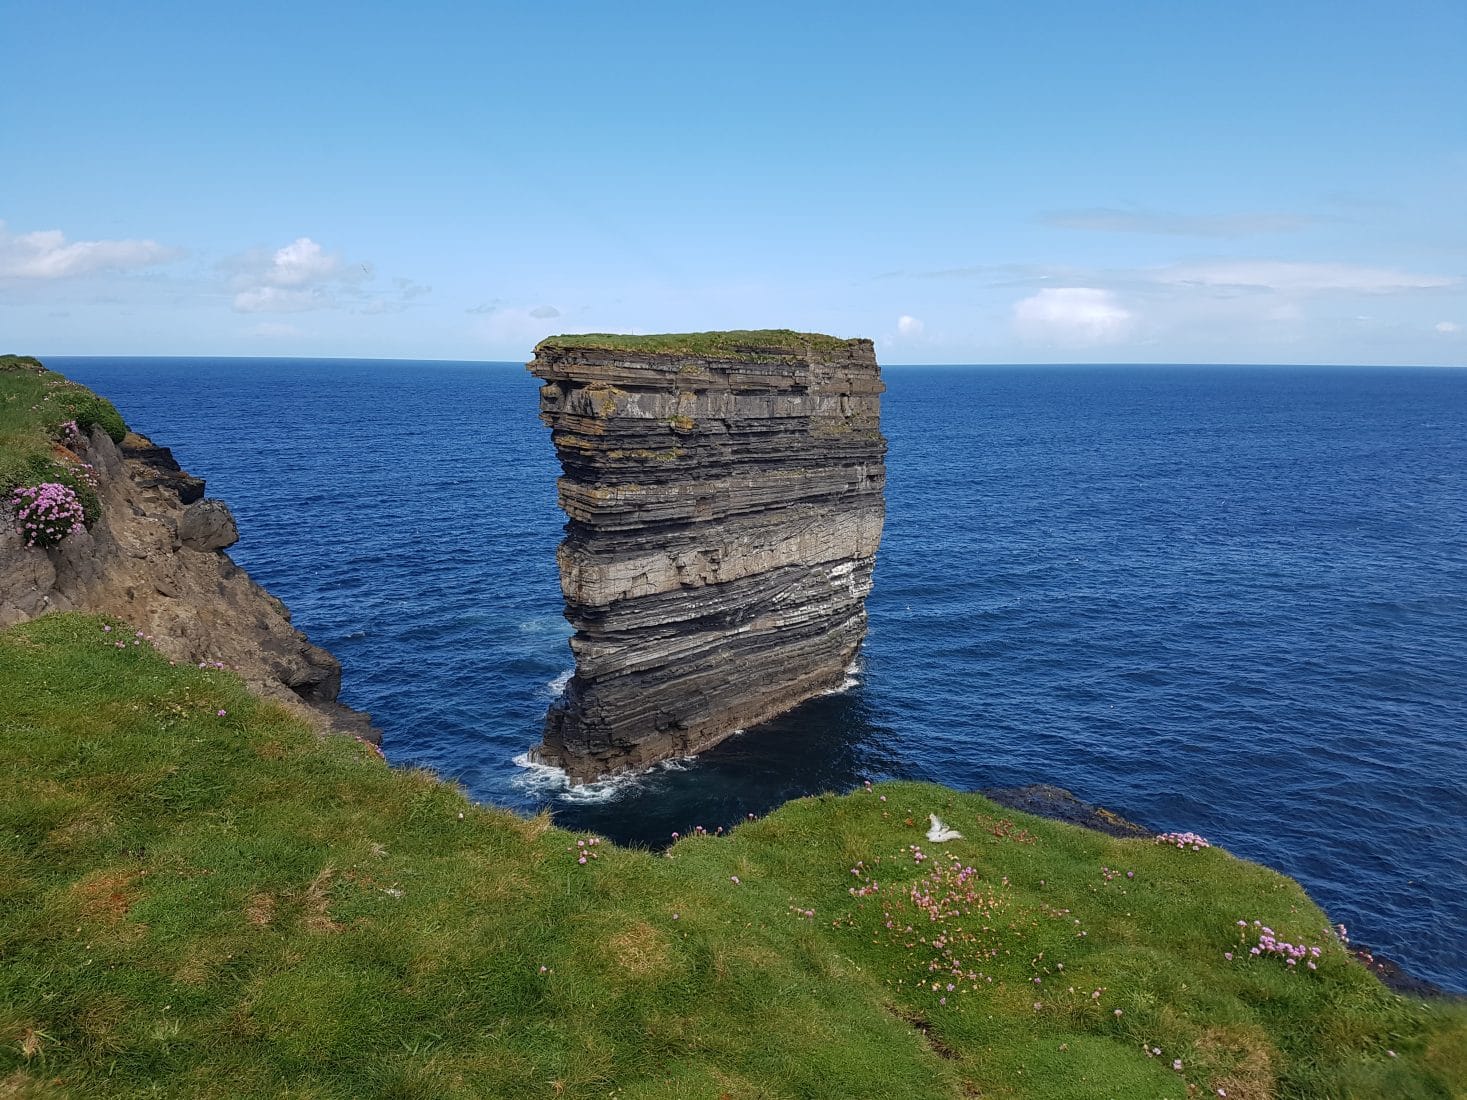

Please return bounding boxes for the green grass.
[1,613,1462,1099]
[534,330,860,359]
[0,356,127,521]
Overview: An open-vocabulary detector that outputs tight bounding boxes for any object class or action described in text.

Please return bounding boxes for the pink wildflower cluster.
[1233,919,1324,970]
[57,419,83,445]
[10,482,85,548]
[848,860,880,898]
[103,626,154,651]
[852,850,1013,1001]
[1155,830,1211,851]
[669,823,726,841]
[569,836,603,865]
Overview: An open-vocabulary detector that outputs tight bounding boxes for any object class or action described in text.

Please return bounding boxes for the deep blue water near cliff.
[55,357,1467,990]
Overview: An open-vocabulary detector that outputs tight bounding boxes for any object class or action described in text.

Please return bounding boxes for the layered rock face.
[529,330,885,780]
[0,426,379,743]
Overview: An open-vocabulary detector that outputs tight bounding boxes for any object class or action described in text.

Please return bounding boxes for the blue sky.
[3,0,1464,364]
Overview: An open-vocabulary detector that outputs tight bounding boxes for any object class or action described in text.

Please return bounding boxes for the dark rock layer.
[529,331,886,780]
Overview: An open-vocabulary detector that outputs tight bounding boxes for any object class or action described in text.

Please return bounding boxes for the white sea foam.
[544,668,573,697]
[509,751,566,793]
[820,657,863,695]
[557,774,641,804]
[510,750,696,803]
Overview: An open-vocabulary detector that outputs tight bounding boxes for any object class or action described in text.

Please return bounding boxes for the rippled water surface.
[56,357,1467,990]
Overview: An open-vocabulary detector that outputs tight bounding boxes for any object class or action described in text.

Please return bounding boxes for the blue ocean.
[55,357,1467,991]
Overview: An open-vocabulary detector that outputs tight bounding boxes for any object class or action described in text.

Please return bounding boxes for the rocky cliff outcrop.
[0,424,379,743]
[529,330,885,780]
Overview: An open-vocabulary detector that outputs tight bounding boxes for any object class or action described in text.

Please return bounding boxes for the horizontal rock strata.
[0,425,379,743]
[529,330,885,780]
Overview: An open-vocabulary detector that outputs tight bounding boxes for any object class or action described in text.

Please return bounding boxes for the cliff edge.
[529,330,886,780]
[0,358,378,743]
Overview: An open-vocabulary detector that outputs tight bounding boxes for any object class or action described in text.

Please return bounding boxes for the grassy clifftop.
[2,614,1461,1098]
[534,330,861,358]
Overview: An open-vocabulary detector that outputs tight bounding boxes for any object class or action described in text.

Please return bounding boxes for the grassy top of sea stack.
[534,329,862,359]
[2,611,1462,1098]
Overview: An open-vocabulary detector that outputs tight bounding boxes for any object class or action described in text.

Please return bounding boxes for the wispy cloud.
[1040,207,1314,237]
[896,314,924,337]
[906,263,1059,287]
[0,220,183,278]
[469,303,567,346]
[358,278,433,315]
[1156,260,1460,294]
[469,300,560,319]
[1013,287,1135,345]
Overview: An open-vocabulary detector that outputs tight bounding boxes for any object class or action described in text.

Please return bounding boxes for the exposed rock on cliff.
[0,425,379,743]
[529,330,885,780]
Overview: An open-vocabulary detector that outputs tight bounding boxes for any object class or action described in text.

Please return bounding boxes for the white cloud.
[1158,261,1459,295]
[1437,321,1462,334]
[1013,287,1135,345]
[0,220,182,278]
[529,304,561,319]
[896,314,924,337]
[226,236,388,313]
[262,237,343,287]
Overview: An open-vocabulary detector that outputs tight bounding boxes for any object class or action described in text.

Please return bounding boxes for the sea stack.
[529,330,886,781]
